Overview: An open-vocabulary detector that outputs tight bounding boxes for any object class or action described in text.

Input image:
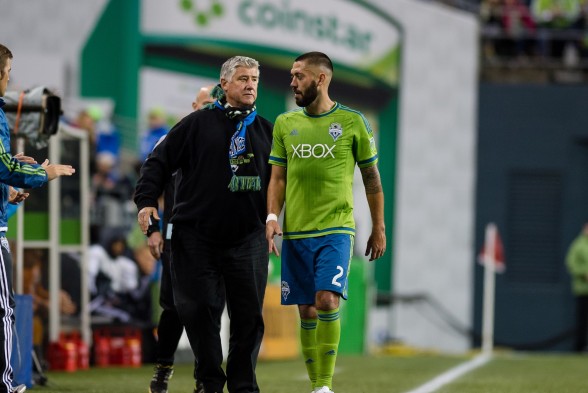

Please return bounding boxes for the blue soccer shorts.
[280,234,354,305]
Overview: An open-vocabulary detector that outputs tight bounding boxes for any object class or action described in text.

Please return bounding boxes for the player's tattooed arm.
[360,165,383,194]
[361,165,386,260]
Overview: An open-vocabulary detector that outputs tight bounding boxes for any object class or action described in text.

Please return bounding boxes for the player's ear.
[317,73,326,87]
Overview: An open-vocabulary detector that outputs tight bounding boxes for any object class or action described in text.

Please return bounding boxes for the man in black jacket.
[135,56,272,393]
[146,85,215,393]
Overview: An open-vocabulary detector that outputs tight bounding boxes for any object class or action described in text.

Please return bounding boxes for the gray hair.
[220,56,260,82]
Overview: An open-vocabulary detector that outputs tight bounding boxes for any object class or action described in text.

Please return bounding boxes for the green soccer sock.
[315,308,341,389]
[300,318,318,389]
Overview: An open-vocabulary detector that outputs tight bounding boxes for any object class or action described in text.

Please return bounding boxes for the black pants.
[0,239,15,393]
[154,245,185,365]
[575,295,588,352]
[171,227,268,393]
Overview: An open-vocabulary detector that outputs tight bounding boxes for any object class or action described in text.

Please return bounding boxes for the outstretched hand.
[41,160,75,180]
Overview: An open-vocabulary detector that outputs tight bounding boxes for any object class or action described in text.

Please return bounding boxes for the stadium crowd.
[479,0,588,64]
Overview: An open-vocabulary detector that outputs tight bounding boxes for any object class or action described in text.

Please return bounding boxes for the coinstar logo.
[179,0,373,53]
[180,0,225,26]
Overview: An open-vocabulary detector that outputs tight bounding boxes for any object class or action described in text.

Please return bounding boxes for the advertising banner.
[141,0,401,86]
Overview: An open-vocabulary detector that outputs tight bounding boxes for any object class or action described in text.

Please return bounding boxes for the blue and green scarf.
[210,85,261,192]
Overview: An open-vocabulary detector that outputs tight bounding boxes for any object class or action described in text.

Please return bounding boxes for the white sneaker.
[12,385,26,393]
[314,387,333,393]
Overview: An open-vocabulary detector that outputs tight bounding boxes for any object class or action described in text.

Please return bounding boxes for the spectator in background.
[573,0,588,57]
[565,223,588,352]
[21,249,77,361]
[140,107,169,162]
[59,252,82,316]
[94,111,121,158]
[532,0,580,59]
[146,84,216,393]
[71,106,101,173]
[191,85,216,111]
[502,0,537,58]
[127,240,158,327]
[91,152,134,202]
[481,0,508,59]
[69,105,120,165]
[88,232,139,323]
[90,151,135,232]
[481,0,537,61]
[73,106,99,148]
[89,229,157,327]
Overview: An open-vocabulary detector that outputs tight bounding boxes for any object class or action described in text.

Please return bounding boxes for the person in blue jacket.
[0,43,75,393]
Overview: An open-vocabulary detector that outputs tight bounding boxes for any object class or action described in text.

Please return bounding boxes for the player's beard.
[294,80,318,108]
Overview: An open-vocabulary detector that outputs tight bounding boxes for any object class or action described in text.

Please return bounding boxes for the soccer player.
[265,51,386,393]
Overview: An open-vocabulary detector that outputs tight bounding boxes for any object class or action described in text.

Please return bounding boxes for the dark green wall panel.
[475,84,588,351]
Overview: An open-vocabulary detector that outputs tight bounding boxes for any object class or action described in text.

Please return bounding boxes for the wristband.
[146,215,161,237]
[266,213,278,223]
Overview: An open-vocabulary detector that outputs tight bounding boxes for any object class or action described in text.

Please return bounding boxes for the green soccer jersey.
[269,102,378,239]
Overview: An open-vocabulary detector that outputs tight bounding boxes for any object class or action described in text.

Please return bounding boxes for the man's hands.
[41,159,75,181]
[359,165,386,261]
[139,208,162,259]
[365,226,386,262]
[266,218,387,260]
[12,153,75,181]
[8,186,28,204]
[138,207,160,234]
[13,152,37,165]
[266,220,283,256]
[9,153,71,205]
[147,231,164,260]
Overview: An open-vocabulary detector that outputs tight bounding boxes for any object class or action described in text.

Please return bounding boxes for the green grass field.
[31,352,588,393]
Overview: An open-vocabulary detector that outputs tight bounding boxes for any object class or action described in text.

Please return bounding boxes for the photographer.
[0,43,75,393]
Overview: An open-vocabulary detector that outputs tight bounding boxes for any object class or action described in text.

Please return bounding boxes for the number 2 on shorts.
[332,266,344,287]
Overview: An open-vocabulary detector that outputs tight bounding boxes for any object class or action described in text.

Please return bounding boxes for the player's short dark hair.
[295,51,333,72]
[0,44,13,79]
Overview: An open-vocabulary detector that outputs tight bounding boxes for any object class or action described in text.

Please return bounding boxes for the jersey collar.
[303,102,339,118]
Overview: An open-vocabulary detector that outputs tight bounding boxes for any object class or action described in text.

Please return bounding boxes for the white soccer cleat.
[314,386,334,393]
[12,385,26,393]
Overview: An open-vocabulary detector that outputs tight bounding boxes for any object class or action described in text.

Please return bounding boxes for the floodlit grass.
[37,354,465,393]
[438,352,588,393]
[33,352,588,393]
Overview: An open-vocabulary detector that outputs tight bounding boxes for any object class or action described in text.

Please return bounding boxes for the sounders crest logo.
[180,0,225,26]
[328,122,343,142]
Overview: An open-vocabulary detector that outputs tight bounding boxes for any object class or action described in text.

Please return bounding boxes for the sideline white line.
[403,353,492,393]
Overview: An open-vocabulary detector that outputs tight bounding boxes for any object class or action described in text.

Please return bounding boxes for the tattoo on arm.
[360,166,383,194]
